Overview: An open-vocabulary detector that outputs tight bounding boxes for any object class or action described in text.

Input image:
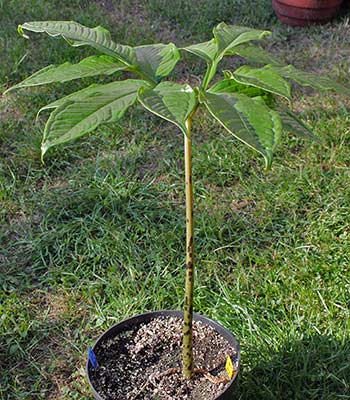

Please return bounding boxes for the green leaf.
[201,90,282,169]
[19,21,135,66]
[280,109,316,140]
[209,79,248,94]
[209,78,269,98]
[138,82,197,135]
[37,84,103,117]
[213,23,271,58]
[133,43,181,82]
[182,39,217,63]
[225,43,281,65]
[182,40,219,89]
[227,66,292,101]
[5,56,126,92]
[212,78,276,107]
[183,24,270,90]
[268,65,350,95]
[41,79,149,158]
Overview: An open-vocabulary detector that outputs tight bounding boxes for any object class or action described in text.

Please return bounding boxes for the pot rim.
[273,0,342,9]
[86,310,241,400]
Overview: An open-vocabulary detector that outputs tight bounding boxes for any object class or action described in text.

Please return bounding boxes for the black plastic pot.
[87,310,240,400]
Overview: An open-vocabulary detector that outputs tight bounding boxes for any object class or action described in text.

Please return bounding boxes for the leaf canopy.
[201,90,282,169]
[10,20,348,171]
[138,82,197,135]
[41,79,149,158]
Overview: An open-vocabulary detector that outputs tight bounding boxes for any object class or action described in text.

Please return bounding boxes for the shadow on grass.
[236,335,350,400]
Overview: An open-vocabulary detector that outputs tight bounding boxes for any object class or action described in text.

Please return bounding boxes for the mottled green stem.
[182,115,195,380]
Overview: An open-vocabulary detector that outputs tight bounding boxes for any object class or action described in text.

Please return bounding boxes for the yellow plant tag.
[225,355,234,379]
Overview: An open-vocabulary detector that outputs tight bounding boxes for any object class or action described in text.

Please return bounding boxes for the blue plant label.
[88,346,99,369]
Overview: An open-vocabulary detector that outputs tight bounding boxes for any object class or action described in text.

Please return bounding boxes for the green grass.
[1,1,350,399]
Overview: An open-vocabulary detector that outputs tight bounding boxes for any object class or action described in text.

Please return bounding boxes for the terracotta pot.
[87,310,241,400]
[272,0,342,26]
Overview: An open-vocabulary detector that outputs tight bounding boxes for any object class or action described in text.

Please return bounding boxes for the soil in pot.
[89,316,239,400]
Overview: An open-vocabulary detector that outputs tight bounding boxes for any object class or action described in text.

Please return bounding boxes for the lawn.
[1,0,350,399]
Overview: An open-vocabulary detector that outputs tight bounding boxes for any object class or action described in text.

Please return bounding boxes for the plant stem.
[182,115,195,380]
[202,60,218,90]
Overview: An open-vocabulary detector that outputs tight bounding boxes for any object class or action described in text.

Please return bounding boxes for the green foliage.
[7,20,348,168]
[17,21,181,83]
[209,78,271,99]
[138,82,197,135]
[225,43,281,65]
[18,21,136,65]
[225,67,292,101]
[201,90,281,169]
[268,64,350,95]
[4,56,126,91]
[41,80,149,158]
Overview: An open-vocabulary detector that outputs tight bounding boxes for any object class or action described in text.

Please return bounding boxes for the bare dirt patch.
[0,94,24,122]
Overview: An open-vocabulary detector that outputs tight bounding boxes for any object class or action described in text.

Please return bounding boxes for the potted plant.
[272,0,343,26]
[5,20,349,399]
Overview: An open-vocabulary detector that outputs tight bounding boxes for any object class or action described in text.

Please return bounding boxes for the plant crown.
[7,21,349,167]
